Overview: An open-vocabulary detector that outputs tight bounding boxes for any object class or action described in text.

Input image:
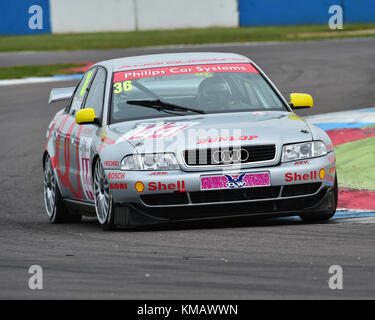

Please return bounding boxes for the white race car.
[43,52,337,230]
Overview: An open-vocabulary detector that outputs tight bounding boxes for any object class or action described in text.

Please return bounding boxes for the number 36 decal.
[113,80,133,94]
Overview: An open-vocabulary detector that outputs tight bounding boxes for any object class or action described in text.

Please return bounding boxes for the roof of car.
[97,52,252,72]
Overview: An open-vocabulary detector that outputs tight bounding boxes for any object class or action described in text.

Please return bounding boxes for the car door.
[56,69,95,199]
[69,67,107,203]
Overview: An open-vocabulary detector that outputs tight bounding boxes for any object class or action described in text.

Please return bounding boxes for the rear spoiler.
[48,87,75,104]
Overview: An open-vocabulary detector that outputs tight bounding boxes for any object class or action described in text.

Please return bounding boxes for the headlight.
[120,153,180,170]
[281,141,327,162]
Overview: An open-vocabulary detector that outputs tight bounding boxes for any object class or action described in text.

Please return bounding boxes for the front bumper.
[106,153,336,225]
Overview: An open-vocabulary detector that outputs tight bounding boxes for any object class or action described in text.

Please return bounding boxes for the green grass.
[335,135,375,190]
[1,24,375,52]
[0,63,86,79]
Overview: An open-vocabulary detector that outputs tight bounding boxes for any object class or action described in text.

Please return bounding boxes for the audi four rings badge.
[212,148,249,163]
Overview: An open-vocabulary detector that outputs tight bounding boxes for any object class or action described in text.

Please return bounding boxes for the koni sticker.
[110,183,127,190]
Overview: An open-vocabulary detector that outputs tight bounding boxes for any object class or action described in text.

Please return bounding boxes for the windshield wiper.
[126,99,205,114]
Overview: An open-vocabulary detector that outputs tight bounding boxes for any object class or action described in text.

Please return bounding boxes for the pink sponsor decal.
[201,172,270,190]
[113,63,258,82]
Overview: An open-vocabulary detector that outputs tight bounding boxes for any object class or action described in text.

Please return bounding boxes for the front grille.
[184,145,276,166]
[190,186,281,204]
[282,183,321,197]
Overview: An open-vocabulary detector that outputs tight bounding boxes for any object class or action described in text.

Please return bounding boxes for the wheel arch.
[92,154,100,179]
[42,150,49,169]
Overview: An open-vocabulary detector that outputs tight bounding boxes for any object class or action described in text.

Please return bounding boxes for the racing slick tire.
[299,174,338,223]
[93,158,116,231]
[43,154,82,223]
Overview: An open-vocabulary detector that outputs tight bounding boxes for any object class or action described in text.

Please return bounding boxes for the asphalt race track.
[1,39,375,299]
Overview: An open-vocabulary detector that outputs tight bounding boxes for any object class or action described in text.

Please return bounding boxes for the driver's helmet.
[198,76,232,109]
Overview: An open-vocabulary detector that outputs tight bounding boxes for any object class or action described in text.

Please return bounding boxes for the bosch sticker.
[108,172,125,180]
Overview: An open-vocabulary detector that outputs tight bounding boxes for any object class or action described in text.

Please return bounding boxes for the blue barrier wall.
[1,1,375,35]
[345,0,375,23]
[238,0,375,26]
[239,0,342,26]
[0,0,51,35]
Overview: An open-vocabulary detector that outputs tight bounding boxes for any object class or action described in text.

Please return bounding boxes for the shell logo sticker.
[135,181,145,192]
[319,168,326,179]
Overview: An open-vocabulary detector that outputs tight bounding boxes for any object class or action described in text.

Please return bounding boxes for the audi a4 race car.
[43,52,337,230]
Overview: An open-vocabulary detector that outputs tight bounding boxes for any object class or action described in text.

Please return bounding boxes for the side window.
[84,68,106,118]
[69,69,95,115]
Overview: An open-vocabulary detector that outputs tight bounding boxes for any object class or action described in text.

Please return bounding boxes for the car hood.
[108,111,313,154]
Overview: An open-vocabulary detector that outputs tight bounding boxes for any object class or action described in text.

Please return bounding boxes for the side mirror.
[75,108,98,125]
[289,93,313,109]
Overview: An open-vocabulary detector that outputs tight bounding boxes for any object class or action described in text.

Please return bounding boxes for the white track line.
[0,75,82,86]
[305,108,375,123]
[336,217,375,224]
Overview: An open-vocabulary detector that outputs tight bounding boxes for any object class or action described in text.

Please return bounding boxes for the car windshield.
[110,63,286,123]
